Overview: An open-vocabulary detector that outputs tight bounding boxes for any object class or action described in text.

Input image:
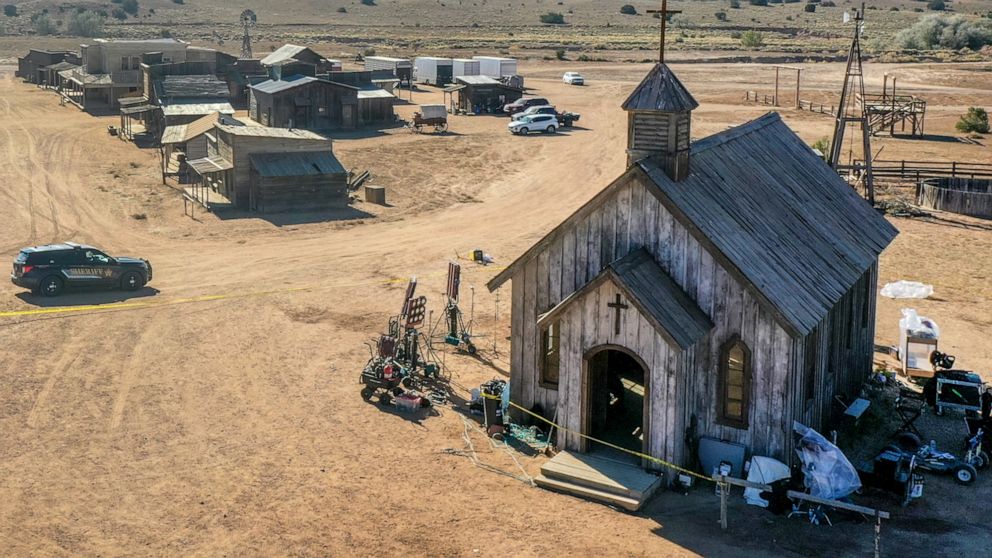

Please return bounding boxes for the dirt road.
[0,61,989,556]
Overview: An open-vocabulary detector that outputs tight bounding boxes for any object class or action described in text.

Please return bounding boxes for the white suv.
[563,72,585,85]
[508,114,557,135]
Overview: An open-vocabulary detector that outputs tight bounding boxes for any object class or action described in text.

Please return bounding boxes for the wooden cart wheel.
[413,123,423,133]
[437,122,448,132]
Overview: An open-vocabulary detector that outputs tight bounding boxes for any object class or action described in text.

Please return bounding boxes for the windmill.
[240,9,257,59]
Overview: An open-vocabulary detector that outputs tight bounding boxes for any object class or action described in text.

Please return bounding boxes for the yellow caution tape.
[0,264,506,319]
[480,392,715,484]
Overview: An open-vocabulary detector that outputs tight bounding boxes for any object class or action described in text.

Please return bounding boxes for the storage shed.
[487,64,898,502]
[448,75,523,114]
[364,56,413,85]
[17,49,79,85]
[248,151,349,212]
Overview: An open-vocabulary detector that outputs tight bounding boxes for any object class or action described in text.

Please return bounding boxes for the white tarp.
[793,422,861,500]
[744,456,792,507]
[881,280,933,299]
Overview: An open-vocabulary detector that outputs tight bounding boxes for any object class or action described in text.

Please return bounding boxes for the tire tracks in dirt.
[108,311,165,431]
[25,353,80,428]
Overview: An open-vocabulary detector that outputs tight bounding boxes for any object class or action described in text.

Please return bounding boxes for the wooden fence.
[839,159,992,182]
[916,178,992,219]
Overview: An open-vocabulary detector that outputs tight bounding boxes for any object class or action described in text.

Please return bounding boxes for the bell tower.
[623,0,698,181]
[622,64,698,181]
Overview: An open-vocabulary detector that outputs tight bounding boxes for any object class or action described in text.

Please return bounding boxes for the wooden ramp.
[535,451,663,511]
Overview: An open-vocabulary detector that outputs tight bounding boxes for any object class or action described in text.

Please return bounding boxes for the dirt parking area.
[0,59,989,556]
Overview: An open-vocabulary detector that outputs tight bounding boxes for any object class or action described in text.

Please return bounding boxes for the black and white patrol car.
[10,242,153,297]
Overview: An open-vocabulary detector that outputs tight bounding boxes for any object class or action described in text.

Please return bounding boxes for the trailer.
[472,56,518,79]
[364,56,413,84]
[452,59,480,78]
[413,57,453,86]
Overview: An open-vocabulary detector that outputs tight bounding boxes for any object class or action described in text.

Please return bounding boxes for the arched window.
[718,336,751,429]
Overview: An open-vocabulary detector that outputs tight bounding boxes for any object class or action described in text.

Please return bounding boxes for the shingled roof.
[488,112,897,336]
[638,112,897,334]
[621,63,698,112]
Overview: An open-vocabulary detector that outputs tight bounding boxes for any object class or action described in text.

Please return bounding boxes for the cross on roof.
[646,0,682,64]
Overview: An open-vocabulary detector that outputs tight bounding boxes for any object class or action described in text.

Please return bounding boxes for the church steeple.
[622,63,698,181]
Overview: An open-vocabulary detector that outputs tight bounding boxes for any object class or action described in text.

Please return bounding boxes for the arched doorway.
[582,345,650,464]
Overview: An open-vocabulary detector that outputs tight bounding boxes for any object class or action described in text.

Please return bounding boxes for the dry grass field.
[0,49,990,555]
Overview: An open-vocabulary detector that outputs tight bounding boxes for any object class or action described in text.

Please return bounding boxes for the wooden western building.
[185,123,345,212]
[249,76,359,130]
[487,64,897,497]
[16,49,80,85]
[260,44,341,80]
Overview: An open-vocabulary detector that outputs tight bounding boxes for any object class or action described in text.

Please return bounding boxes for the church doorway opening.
[585,347,648,463]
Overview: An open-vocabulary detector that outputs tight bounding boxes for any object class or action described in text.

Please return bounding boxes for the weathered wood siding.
[509,173,798,465]
[248,171,349,213]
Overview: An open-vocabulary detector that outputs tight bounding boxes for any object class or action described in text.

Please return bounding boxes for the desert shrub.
[361,0,375,5]
[804,3,817,13]
[927,0,945,11]
[740,30,764,47]
[893,14,992,50]
[67,10,104,36]
[121,0,138,15]
[728,0,741,8]
[956,107,989,133]
[31,13,57,34]
[540,12,565,24]
[811,137,831,156]
[715,11,728,21]
[3,4,16,17]
[820,0,836,6]
[159,28,172,37]
[620,4,637,15]
[555,48,566,60]
[363,47,376,56]
[748,0,768,6]
[111,8,127,20]
[337,6,347,12]
[172,0,184,4]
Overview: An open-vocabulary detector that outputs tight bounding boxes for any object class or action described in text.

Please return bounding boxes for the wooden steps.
[535,451,663,511]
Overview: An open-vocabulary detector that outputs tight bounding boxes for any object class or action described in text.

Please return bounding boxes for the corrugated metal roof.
[357,88,394,100]
[250,75,318,95]
[455,75,501,86]
[639,112,898,334]
[261,44,318,66]
[249,151,345,177]
[161,101,235,116]
[622,63,699,112]
[162,112,224,144]
[215,123,327,140]
[158,74,229,99]
[187,156,233,174]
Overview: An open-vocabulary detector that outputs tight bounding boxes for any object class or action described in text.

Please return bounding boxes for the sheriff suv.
[11,243,153,297]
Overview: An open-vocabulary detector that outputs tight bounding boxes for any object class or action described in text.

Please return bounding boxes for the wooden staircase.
[535,451,663,511]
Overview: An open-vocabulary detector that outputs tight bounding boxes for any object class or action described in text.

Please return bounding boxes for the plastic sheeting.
[793,422,861,500]
[744,456,792,507]
[900,308,940,339]
[881,280,933,299]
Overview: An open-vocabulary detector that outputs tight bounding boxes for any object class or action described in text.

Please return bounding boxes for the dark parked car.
[11,242,153,297]
[503,97,551,115]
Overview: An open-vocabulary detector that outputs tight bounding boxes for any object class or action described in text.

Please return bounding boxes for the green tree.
[620,4,637,15]
[927,0,945,11]
[121,0,139,16]
[540,12,565,24]
[3,4,16,17]
[956,107,989,133]
[31,13,57,35]
[67,11,104,37]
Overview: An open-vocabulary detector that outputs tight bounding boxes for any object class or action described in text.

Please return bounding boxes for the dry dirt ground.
[0,59,990,557]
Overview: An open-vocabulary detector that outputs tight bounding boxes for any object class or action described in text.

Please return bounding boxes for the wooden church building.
[487,64,897,492]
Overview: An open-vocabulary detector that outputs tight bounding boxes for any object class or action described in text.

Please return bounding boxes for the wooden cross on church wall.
[608,293,629,335]
[647,0,682,64]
